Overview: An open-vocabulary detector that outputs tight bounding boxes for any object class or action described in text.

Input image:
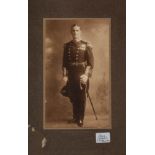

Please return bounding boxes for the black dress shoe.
[77,120,83,127]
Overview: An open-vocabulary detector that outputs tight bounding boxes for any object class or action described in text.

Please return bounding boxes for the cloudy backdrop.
[44,19,111,129]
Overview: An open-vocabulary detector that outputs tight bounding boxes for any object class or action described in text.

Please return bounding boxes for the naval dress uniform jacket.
[62,40,94,121]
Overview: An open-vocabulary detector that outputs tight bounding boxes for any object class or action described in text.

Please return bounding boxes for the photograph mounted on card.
[29,0,126,154]
[43,18,111,129]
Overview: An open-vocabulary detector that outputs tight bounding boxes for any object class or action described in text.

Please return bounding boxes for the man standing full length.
[62,24,94,127]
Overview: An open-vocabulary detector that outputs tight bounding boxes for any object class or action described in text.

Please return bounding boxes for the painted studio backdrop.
[43,19,111,129]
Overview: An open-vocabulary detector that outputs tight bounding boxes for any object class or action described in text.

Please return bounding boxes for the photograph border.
[43,18,112,130]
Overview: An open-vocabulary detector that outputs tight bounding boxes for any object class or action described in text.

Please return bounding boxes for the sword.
[87,91,98,120]
[80,82,98,120]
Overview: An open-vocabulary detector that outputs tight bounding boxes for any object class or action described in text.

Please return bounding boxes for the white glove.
[80,74,88,84]
[63,76,68,83]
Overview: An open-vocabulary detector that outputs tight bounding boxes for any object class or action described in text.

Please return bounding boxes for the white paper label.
[96,132,110,143]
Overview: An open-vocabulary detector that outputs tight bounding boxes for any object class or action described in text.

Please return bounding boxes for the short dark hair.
[71,24,81,30]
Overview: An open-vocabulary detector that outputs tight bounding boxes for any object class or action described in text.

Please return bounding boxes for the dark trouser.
[68,66,87,121]
[71,86,86,121]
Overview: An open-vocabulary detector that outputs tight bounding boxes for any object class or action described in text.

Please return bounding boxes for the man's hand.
[63,76,68,83]
[80,74,88,85]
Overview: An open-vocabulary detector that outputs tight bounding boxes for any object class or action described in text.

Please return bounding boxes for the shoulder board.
[81,40,87,44]
[87,42,93,48]
[66,41,74,46]
[81,40,92,48]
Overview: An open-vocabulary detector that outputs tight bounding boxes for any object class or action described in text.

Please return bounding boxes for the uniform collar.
[71,40,82,46]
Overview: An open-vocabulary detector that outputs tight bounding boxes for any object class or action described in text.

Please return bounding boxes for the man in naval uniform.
[62,24,94,127]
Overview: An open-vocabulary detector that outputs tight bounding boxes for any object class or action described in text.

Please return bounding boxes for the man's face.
[71,26,81,40]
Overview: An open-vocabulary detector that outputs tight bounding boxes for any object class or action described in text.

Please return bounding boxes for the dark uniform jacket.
[62,40,94,98]
[63,40,94,76]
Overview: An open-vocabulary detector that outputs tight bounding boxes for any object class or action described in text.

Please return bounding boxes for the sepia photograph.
[43,18,111,129]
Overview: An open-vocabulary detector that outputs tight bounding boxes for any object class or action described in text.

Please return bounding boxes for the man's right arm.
[62,44,68,82]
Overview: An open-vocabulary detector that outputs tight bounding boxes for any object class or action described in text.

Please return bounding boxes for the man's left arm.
[85,43,94,77]
[80,43,94,84]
